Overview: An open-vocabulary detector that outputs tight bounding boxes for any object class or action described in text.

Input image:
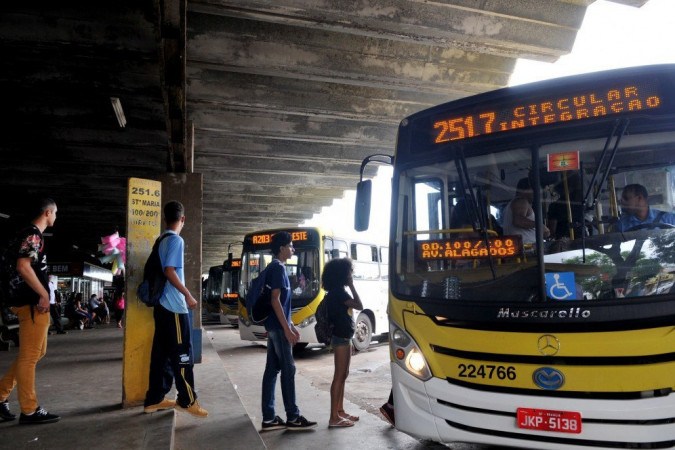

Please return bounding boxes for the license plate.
[517,408,582,434]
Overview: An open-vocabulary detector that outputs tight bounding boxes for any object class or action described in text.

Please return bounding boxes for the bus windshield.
[205,266,224,303]
[395,129,675,306]
[241,247,320,308]
[392,129,675,303]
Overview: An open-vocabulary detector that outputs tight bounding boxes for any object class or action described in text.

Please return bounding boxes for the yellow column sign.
[123,177,162,406]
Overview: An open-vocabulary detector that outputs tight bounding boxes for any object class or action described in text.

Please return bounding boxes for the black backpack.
[136,233,171,307]
[314,294,333,345]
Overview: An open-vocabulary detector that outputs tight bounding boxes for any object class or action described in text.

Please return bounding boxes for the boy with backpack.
[260,232,317,431]
[142,201,208,418]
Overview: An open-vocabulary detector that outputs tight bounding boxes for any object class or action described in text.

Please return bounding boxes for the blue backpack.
[245,265,272,325]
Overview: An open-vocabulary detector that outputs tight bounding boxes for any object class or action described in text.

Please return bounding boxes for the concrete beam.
[203,191,338,206]
[187,13,514,93]
[204,200,330,214]
[199,170,364,190]
[203,184,343,199]
[204,199,336,214]
[1,6,158,52]
[205,211,314,224]
[190,106,397,145]
[187,70,456,122]
[196,135,391,163]
[196,152,364,173]
[189,0,588,61]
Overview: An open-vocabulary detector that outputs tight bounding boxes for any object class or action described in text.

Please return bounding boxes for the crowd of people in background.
[56,291,125,332]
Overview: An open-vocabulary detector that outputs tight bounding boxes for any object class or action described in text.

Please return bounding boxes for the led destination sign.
[433,81,662,143]
[225,259,242,269]
[251,231,309,245]
[418,236,522,260]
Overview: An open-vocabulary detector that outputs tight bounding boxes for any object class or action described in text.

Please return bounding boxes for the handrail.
[404,228,498,236]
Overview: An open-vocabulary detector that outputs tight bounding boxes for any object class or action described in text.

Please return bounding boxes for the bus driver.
[615,183,675,231]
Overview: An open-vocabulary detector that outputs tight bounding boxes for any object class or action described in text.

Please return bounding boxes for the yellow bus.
[238,227,388,351]
[204,255,242,326]
[355,65,675,448]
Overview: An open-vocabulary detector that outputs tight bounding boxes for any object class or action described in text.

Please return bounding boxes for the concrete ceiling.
[0,0,648,270]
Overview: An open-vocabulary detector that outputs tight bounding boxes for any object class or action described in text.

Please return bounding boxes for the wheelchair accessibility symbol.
[545,272,577,300]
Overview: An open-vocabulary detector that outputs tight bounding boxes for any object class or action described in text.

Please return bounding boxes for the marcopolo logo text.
[497,307,590,319]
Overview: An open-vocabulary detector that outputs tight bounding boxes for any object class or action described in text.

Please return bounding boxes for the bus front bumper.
[391,363,675,449]
[295,317,317,344]
[219,313,239,326]
[239,317,317,344]
[239,322,267,342]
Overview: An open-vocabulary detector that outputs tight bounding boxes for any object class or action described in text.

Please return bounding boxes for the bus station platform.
[0,321,425,450]
[0,323,265,450]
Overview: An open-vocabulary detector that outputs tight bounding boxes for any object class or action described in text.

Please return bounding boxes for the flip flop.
[339,413,359,422]
[328,418,354,428]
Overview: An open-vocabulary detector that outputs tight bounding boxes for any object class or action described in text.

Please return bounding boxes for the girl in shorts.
[322,258,363,428]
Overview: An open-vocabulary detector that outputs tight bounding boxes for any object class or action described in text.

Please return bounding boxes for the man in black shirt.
[0,198,60,424]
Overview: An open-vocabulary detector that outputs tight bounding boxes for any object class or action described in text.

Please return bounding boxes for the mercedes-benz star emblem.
[537,334,560,356]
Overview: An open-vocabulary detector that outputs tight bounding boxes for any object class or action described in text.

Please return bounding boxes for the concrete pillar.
[160,173,204,362]
[123,178,162,407]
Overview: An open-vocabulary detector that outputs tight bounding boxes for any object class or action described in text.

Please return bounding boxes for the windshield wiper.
[454,150,497,279]
[583,118,630,212]
[580,118,630,262]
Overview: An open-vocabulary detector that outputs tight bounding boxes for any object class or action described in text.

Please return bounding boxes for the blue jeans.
[261,328,300,422]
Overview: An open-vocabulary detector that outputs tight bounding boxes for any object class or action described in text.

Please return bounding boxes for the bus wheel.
[352,313,372,351]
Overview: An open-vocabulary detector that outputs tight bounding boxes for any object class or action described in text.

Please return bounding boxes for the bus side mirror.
[354,179,372,231]
[330,249,340,259]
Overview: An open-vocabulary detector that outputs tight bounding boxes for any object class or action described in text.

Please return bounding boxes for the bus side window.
[351,243,379,280]
[380,247,389,280]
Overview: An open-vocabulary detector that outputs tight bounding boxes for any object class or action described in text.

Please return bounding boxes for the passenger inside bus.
[502,177,550,244]
[546,176,589,241]
[450,198,502,237]
[297,266,314,294]
[614,183,675,231]
[450,199,476,236]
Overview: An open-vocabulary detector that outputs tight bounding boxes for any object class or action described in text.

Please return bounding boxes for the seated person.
[88,294,108,324]
[97,294,110,323]
[71,293,93,329]
[451,199,502,236]
[450,199,474,234]
[503,177,550,244]
[298,266,314,294]
[449,200,484,269]
[614,183,675,231]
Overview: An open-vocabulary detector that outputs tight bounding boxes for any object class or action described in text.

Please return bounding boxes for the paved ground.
[205,323,491,450]
[0,323,177,449]
[0,319,490,449]
[0,322,262,450]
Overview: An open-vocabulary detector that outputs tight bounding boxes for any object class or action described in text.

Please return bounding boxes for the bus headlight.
[392,328,411,346]
[407,349,427,373]
[297,315,316,328]
[390,322,431,381]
